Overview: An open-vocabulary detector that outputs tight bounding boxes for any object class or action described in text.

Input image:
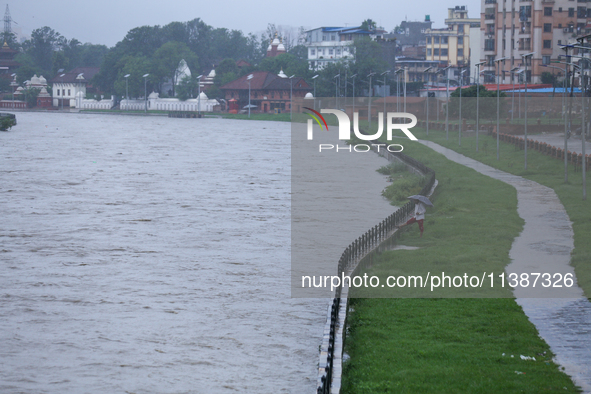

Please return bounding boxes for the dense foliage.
[11,19,396,101]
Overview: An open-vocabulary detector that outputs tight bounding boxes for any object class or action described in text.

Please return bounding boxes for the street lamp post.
[403,67,407,114]
[423,67,433,135]
[143,73,149,114]
[349,74,357,115]
[290,74,295,121]
[494,57,508,160]
[475,61,485,152]
[124,74,130,111]
[10,73,16,109]
[197,74,203,117]
[246,74,253,118]
[312,74,319,109]
[367,72,376,131]
[510,67,519,121]
[441,66,451,140]
[334,73,340,109]
[381,70,389,125]
[459,68,467,146]
[59,72,66,110]
[522,51,535,169]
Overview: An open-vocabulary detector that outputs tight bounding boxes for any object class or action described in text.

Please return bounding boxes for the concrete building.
[50,67,100,108]
[392,17,434,59]
[480,0,588,84]
[304,26,380,70]
[425,6,480,79]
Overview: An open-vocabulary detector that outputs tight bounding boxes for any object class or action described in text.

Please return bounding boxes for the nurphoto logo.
[303,107,418,153]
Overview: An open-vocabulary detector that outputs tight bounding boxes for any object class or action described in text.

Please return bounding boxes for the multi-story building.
[481,0,588,84]
[425,6,480,81]
[305,26,385,70]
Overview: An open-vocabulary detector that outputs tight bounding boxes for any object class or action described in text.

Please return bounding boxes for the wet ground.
[420,139,591,393]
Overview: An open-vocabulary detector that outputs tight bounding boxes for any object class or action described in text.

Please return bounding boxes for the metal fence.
[317,148,435,394]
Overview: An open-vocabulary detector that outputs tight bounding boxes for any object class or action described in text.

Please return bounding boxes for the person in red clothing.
[396,198,426,237]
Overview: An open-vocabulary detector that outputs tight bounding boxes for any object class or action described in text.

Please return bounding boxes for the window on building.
[441,48,448,56]
[331,34,336,41]
[434,48,440,56]
[458,24,464,33]
[57,89,60,96]
[485,39,495,51]
[458,48,464,57]
[578,7,587,18]
[503,39,506,50]
[279,91,283,99]
[520,5,532,17]
[427,48,432,56]
[542,55,551,64]
[329,49,333,55]
[442,36,448,44]
[544,23,552,32]
[434,36,440,44]
[544,7,552,16]
[559,7,562,12]
[336,48,341,55]
[558,23,562,28]
[486,55,495,67]
[569,7,575,16]
[543,40,552,48]
[558,39,562,45]
[310,49,315,56]
[427,36,431,44]
[458,36,463,44]
[68,89,71,96]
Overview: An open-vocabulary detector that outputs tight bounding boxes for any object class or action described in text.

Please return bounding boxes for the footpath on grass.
[418,138,591,393]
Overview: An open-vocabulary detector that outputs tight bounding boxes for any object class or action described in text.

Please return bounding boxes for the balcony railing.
[485,14,496,19]
[485,0,496,3]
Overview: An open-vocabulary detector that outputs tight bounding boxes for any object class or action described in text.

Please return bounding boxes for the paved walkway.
[419,139,591,393]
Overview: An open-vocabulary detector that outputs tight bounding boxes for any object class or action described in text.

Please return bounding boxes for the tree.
[22,26,65,75]
[113,55,154,99]
[153,41,199,96]
[176,75,198,101]
[360,19,377,31]
[541,71,557,86]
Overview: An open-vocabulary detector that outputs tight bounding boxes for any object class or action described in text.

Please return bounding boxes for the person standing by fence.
[396,195,433,237]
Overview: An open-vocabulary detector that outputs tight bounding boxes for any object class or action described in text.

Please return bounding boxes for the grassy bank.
[341,139,581,392]
[415,128,591,299]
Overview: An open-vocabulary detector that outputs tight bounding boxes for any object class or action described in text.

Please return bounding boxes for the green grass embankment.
[416,128,591,298]
[341,138,581,393]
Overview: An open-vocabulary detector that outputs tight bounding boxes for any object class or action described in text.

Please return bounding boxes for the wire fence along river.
[0,113,394,393]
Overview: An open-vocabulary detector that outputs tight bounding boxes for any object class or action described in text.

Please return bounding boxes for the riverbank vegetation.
[341,138,581,393]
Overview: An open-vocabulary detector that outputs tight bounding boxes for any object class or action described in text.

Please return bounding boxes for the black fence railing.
[317,148,435,394]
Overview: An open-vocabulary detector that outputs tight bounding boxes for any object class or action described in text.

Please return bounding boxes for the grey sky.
[10,0,481,47]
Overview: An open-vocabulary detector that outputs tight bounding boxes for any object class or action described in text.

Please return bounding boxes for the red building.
[220,71,311,113]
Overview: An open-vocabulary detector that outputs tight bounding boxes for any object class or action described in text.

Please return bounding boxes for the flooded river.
[0,113,392,393]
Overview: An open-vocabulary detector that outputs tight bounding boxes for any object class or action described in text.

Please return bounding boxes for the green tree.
[360,19,377,31]
[113,55,154,99]
[21,26,65,75]
[176,75,197,101]
[153,41,198,96]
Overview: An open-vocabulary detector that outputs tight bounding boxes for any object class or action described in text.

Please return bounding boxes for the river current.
[0,113,392,393]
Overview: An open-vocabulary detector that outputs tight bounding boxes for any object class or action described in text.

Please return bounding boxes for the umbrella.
[407,195,433,207]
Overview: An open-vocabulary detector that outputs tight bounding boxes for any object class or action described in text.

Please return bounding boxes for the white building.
[50,67,100,108]
[305,27,381,70]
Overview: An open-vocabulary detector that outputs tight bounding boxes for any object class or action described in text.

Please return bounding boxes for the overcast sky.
[10,0,481,47]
